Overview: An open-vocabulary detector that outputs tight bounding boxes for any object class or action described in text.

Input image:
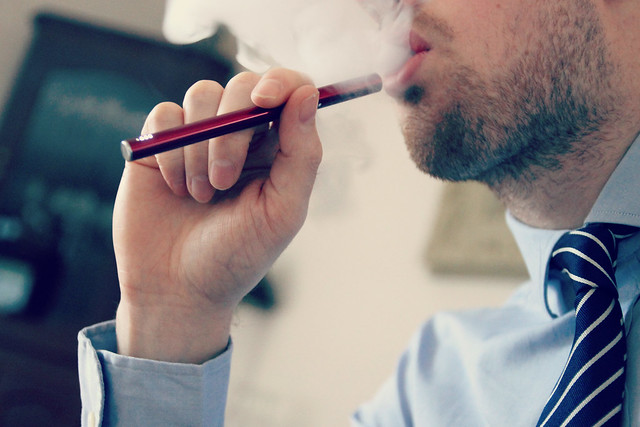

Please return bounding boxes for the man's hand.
[112,68,322,363]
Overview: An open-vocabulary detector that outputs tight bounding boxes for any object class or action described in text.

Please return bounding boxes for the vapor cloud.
[163,0,411,85]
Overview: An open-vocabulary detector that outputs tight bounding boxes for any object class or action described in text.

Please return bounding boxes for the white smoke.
[162,0,412,85]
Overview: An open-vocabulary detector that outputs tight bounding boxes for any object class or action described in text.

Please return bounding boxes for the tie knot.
[550,223,637,296]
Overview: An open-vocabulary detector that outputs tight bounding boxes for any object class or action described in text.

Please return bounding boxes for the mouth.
[409,30,431,55]
[383,30,431,97]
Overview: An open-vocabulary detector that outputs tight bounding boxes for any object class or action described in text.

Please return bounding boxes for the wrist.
[115,298,233,364]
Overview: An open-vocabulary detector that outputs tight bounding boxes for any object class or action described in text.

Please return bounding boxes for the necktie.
[537,223,637,427]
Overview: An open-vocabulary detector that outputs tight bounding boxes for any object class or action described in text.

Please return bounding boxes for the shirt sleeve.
[77,320,232,427]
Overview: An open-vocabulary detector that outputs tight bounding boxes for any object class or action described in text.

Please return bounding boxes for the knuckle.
[263,67,312,86]
[150,101,182,118]
[305,145,323,174]
[261,67,286,79]
[145,102,183,132]
[226,71,261,91]
[183,80,223,107]
[311,141,324,165]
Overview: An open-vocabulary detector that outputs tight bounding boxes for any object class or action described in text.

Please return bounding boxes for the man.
[79,0,640,425]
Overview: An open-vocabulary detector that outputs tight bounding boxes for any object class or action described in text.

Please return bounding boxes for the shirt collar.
[586,135,640,226]
[507,133,640,317]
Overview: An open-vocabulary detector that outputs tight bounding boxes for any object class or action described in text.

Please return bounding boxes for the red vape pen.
[121,73,383,161]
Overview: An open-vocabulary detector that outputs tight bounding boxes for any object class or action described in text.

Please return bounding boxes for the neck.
[489,127,638,230]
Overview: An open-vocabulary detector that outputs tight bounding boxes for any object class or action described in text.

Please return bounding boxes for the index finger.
[250,68,315,109]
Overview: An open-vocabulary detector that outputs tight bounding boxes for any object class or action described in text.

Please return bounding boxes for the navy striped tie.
[537,223,637,426]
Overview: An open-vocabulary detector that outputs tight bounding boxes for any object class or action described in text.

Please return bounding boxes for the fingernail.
[189,175,214,202]
[299,91,319,125]
[252,79,283,101]
[209,159,236,190]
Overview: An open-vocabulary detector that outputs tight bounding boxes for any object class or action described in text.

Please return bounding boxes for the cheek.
[445,2,520,75]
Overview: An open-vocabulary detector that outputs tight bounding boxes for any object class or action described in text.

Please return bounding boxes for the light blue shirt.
[78,135,640,426]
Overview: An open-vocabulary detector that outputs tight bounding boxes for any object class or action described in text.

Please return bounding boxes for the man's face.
[381,0,620,186]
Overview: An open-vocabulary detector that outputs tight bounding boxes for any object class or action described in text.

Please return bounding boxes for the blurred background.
[0,1,525,425]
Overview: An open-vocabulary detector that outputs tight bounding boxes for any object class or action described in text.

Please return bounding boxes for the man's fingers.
[209,72,262,190]
[266,84,322,228]
[139,70,319,204]
[251,68,314,109]
[183,80,223,202]
[142,102,187,196]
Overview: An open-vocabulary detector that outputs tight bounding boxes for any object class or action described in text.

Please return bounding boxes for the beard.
[401,1,619,188]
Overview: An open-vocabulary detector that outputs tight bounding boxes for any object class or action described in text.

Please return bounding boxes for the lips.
[383,30,431,97]
[409,30,431,55]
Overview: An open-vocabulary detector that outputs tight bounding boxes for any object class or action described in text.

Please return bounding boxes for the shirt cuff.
[78,320,232,426]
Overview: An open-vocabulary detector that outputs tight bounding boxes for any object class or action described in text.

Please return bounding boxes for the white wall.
[0,1,520,425]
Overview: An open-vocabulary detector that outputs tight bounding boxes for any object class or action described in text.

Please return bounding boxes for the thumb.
[265,85,323,226]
